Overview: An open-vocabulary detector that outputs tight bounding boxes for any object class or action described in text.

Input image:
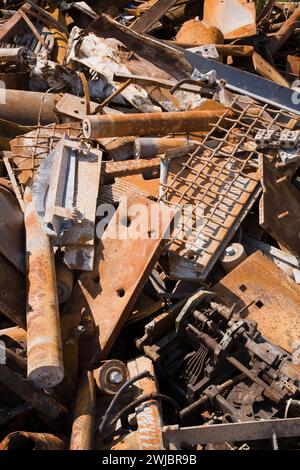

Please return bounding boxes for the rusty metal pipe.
[69,370,96,450]
[134,137,200,159]
[0,432,66,450]
[1,90,59,126]
[83,110,223,139]
[25,190,64,389]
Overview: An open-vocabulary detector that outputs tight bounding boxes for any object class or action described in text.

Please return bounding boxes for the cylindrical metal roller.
[220,243,247,273]
[70,370,96,450]
[93,360,128,395]
[55,258,74,304]
[0,90,59,126]
[134,137,199,159]
[83,110,224,139]
[24,189,64,389]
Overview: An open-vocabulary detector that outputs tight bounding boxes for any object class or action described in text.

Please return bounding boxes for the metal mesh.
[159,94,298,280]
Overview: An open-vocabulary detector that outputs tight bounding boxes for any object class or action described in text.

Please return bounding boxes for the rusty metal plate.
[259,155,300,257]
[214,251,300,353]
[66,193,173,367]
[113,356,164,450]
[203,0,256,40]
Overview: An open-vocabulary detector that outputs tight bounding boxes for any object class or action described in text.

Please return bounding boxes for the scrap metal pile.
[0,0,300,451]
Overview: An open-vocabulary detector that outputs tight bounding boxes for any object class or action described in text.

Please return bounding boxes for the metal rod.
[83,110,225,139]
[24,189,64,389]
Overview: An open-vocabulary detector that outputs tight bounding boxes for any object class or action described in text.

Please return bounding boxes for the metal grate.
[130,0,179,34]
[159,94,298,280]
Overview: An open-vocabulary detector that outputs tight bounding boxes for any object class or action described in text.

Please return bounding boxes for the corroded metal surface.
[83,110,225,139]
[215,251,300,354]
[113,357,164,450]
[260,155,300,257]
[203,0,256,39]
[66,194,174,368]
[25,190,64,388]
[70,370,95,450]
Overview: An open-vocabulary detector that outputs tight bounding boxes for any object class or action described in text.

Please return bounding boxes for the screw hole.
[239,284,247,292]
[117,288,125,298]
[256,300,264,309]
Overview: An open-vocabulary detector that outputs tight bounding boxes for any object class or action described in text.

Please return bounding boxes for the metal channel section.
[183,50,300,116]
[163,418,300,448]
[159,94,298,280]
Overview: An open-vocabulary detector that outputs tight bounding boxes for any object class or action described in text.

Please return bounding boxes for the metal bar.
[24,189,64,389]
[183,49,300,115]
[163,418,300,447]
[70,370,96,450]
[83,110,226,139]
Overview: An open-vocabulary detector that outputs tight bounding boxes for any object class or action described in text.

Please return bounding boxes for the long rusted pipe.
[268,7,300,56]
[69,370,96,450]
[0,90,59,126]
[83,110,224,139]
[24,189,64,389]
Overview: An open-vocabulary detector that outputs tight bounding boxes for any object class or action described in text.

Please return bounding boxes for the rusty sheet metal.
[0,179,25,273]
[0,364,67,419]
[214,251,300,354]
[259,155,300,257]
[25,190,64,389]
[70,370,95,450]
[98,179,156,206]
[10,123,81,186]
[119,175,160,200]
[113,356,164,450]
[203,0,256,40]
[83,110,225,139]
[0,253,26,328]
[54,93,100,121]
[89,14,192,81]
[0,432,66,450]
[66,194,173,368]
